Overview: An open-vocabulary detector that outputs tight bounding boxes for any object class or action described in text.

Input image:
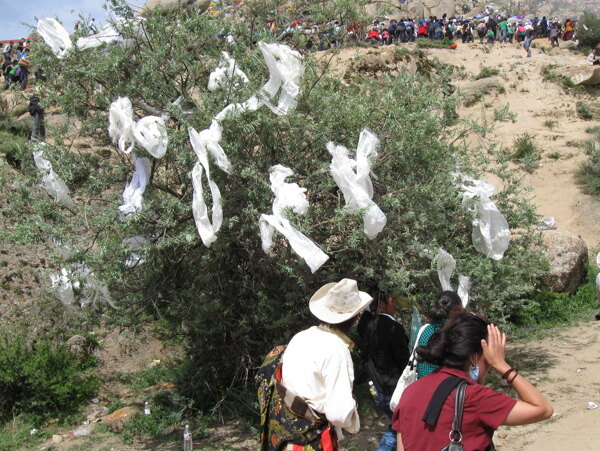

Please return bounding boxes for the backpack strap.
[422,376,469,426]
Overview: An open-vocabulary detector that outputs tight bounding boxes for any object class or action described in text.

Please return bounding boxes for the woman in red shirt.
[392,314,553,451]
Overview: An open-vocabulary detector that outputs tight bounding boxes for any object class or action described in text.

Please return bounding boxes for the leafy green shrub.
[576,12,600,50]
[416,37,454,48]
[0,333,99,423]
[512,133,540,172]
[474,66,500,80]
[543,120,557,129]
[576,101,593,120]
[493,104,517,123]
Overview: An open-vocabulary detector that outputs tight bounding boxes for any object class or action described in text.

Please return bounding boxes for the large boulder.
[541,230,588,295]
[458,76,504,106]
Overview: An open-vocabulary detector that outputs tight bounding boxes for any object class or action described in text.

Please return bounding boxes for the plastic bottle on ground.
[183,424,193,450]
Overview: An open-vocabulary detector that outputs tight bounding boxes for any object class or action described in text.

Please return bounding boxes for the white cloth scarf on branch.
[207,51,249,92]
[32,144,75,207]
[327,129,387,239]
[454,173,510,260]
[189,41,304,247]
[119,155,151,216]
[259,165,329,273]
[37,18,72,58]
[436,248,470,307]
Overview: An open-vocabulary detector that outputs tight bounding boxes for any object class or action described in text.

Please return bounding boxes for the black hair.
[417,313,491,369]
[428,291,463,322]
[323,313,361,334]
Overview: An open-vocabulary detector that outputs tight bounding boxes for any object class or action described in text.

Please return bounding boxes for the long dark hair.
[428,291,464,322]
[417,313,491,369]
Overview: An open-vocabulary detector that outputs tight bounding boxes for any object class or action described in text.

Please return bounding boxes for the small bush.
[547,152,561,160]
[576,12,600,50]
[512,133,540,172]
[513,265,599,328]
[576,101,593,120]
[493,104,517,123]
[415,38,454,49]
[576,139,600,195]
[475,66,500,80]
[544,119,557,129]
[0,333,99,424]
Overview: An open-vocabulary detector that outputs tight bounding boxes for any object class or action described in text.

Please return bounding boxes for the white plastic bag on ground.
[436,248,470,307]
[32,148,75,207]
[327,129,387,239]
[37,18,72,58]
[76,23,122,50]
[259,165,328,273]
[455,173,510,260]
[109,97,136,154]
[132,115,168,158]
[207,51,249,92]
[119,156,151,216]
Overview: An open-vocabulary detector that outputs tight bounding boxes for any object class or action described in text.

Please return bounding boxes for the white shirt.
[281,325,360,434]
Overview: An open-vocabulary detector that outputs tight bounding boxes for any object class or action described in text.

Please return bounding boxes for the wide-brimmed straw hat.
[309,278,372,324]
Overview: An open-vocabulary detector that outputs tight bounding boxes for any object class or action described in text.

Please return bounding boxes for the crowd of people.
[2,39,33,91]
[261,12,579,53]
[258,279,553,451]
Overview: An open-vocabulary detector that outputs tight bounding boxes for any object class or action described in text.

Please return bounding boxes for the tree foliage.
[25,2,546,414]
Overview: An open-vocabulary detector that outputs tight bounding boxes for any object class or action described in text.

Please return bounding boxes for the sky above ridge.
[0,0,142,41]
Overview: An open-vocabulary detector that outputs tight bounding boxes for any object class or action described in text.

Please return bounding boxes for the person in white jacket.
[281,278,372,448]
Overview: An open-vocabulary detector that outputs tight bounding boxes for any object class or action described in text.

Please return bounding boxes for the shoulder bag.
[389,323,428,411]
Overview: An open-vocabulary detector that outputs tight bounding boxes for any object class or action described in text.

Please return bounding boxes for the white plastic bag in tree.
[327,129,387,239]
[259,165,329,273]
[189,121,231,173]
[436,248,470,308]
[132,116,169,158]
[119,156,151,216]
[76,23,122,50]
[109,97,136,154]
[32,148,75,207]
[207,51,249,92]
[79,273,116,309]
[50,268,76,306]
[257,42,304,115]
[37,18,72,58]
[455,173,510,260]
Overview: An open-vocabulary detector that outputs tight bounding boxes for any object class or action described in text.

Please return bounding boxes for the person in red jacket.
[392,313,553,451]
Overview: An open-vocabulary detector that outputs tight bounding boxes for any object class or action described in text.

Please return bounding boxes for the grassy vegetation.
[474,66,500,80]
[576,101,593,120]
[512,133,540,173]
[415,37,455,49]
[541,67,584,92]
[576,127,600,195]
[543,119,557,129]
[512,265,599,334]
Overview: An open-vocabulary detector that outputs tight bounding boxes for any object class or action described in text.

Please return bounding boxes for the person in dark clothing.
[28,96,45,140]
[358,293,409,451]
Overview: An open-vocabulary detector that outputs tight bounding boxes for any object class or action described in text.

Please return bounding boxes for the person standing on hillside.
[499,17,508,43]
[523,32,533,58]
[358,293,409,451]
[257,279,372,450]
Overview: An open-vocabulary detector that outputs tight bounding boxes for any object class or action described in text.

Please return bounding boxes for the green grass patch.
[576,101,593,120]
[475,66,500,80]
[415,38,455,49]
[512,265,599,332]
[544,119,557,129]
[512,133,540,172]
[576,139,600,194]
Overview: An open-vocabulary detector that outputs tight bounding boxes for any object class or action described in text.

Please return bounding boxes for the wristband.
[507,370,519,385]
[501,367,518,381]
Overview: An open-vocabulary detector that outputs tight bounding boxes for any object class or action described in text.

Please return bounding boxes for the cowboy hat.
[309,278,372,324]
